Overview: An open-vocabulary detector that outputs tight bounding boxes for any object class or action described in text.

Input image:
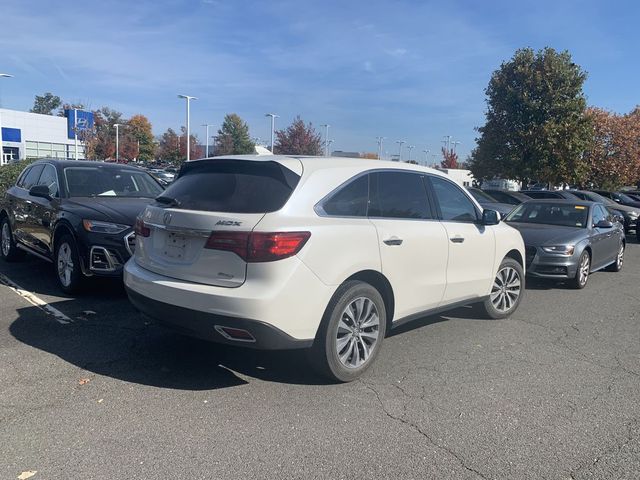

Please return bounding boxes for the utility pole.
[202,124,214,157]
[178,94,197,161]
[395,140,405,161]
[265,113,278,152]
[320,124,330,156]
[376,136,385,160]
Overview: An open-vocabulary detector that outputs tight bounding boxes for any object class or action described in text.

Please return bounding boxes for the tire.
[54,234,83,294]
[605,242,624,272]
[309,281,387,383]
[479,257,524,319]
[569,250,590,289]
[0,216,26,262]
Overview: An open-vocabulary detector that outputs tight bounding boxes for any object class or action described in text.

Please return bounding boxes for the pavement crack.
[361,380,489,479]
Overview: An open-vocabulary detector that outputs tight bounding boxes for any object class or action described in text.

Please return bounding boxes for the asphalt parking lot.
[1,243,639,480]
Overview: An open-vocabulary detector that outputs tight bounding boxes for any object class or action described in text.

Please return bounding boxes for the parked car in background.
[125,156,526,382]
[504,200,625,289]
[569,190,639,239]
[0,159,164,293]
[591,190,640,209]
[466,187,515,217]
[149,171,175,187]
[622,191,640,202]
[520,190,580,200]
[481,189,532,205]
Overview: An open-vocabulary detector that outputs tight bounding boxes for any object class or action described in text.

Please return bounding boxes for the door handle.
[383,237,403,246]
[450,236,465,243]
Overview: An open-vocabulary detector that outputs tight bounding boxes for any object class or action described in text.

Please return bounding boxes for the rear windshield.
[159,160,300,213]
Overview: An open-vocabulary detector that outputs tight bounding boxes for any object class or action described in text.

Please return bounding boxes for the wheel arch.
[504,249,523,268]
[52,221,77,251]
[344,270,395,329]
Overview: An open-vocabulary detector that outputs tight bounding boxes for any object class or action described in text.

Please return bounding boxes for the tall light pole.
[114,123,124,163]
[395,140,405,161]
[376,136,385,160]
[451,140,461,152]
[178,94,197,161]
[442,135,452,150]
[0,74,13,165]
[320,124,330,156]
[422,149,430,165]
[202,124,214,157]
[265,113,278,152]
[407,145,415,161]
[327,139,334,154]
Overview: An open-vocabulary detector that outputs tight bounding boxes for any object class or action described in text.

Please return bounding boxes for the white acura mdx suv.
[124,156,525,382]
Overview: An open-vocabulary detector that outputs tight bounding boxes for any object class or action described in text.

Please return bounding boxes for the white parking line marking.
[0,273,72,324]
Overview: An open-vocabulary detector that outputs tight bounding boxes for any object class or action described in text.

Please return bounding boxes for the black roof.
[517,198,596,207]
[31,158,142,170]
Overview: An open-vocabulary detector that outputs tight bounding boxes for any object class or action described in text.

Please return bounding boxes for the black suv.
[0,159,164,292]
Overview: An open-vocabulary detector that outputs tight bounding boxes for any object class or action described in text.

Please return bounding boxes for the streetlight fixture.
[320,124,330,156]
[422,149,430,165]
[395,140,405,161]
[376,136,385,160]
[451,140,461,152]
[265,113,278,152]
[407,145,415,161]
[178,94,197,161]
[0,73,13,165]
[327,139,334,154]
[202,124,214,157]
[442,135,452,150]
[113,123,125,163]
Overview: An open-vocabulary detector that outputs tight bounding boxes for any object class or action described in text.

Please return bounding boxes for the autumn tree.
[469,47,592,185]
[30,92,61,115]
[214,114,254,155]
[157,128,181,163]
[584,107,640,189]
[273,116,322,155]
[178,126,200,162]
[440,147,459,169]
[85,107,124,160]
[127,114,155,162]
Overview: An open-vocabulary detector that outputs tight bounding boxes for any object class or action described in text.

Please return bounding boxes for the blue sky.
[1,0,638,161]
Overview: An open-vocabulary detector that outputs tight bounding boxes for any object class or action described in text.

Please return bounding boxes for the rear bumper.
[126,288,312,349]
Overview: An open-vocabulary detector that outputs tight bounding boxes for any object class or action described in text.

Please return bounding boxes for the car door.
[12,164,45,248]
[590,204,618,268]
[427,175,496,304]
[27,163,60,254]
[367,171,448,319]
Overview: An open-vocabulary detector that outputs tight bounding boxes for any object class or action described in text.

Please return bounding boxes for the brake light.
[135,217,150,237]
[205,231,310,262]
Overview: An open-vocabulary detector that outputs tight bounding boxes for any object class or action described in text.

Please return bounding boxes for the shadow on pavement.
[9,302,330,390]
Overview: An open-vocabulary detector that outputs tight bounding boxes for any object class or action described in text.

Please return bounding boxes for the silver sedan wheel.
[336,297,380,369]
[1,222,11,257]
[578,253,590,286]
[616,244,624,269]
[490,266,521,313]
[57,242,74,287]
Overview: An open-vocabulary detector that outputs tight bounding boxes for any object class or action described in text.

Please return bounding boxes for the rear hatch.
[134,158,302,287]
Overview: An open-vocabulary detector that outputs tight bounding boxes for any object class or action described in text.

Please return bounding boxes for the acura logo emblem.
[163,212,172,225]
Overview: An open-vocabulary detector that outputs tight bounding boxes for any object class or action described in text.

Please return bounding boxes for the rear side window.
[160,160,300,213]
[429,176,479,222]
[22,164,45,190]
[369,172,432,219]
[321,175,368,217]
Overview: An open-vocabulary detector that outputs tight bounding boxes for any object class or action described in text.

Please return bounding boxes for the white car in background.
[124,156,525,382]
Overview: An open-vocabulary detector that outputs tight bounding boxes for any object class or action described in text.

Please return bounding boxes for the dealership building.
[0,108,92,165]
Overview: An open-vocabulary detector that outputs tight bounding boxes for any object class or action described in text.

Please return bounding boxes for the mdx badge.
[216,220,242,226]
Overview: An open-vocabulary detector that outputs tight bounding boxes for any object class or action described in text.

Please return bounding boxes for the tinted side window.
[429,176,479,222]
[37,165,59,198]
[369,172,431,219]
[322,175,368,217]
[16,167,31,188]
[22,164,45,190]
[592,205,607,225]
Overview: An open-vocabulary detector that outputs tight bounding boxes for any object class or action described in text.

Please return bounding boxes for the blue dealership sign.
[1,127,21,142]
[66,109,94,139]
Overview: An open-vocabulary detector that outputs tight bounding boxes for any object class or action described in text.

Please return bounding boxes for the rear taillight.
[135,217,150,238]
[205,231,310,262]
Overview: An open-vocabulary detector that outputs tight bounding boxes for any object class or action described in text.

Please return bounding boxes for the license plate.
[164,233,187,260]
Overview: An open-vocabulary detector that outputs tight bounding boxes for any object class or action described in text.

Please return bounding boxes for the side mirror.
[482,209,500,225]
[29,185,52,200]
[614,198,621,203]
[594,220,613,229]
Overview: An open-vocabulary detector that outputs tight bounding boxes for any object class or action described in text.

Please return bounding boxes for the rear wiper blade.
[156,195,181,207]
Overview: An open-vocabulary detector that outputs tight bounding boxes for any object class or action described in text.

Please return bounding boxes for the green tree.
[274,116,322,155]
[469,47,592,185]
[157,128,181,163]
[214,114,255,155]
[85,107,124,160]
[30,92,61,115]
[127,114,155,162]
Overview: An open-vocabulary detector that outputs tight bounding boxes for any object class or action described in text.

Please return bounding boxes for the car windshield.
[505,202,589,228]
[572,191,615,205]
[64,167,164,198]
[614,192,637,203]
[468,188,496,202]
